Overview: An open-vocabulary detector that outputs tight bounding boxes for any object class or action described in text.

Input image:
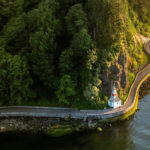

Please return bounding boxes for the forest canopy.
[0,0,149,109]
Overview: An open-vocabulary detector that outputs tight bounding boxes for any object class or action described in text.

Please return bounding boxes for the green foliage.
[65,3,88,35]
[29,0,60,89]
[59,49,73,75]
[122,94,128,102]
[56,75,76,105]
[0,49,32,105]
[128,72,136,85]
[46,127,73,137]
[0,0,149,109]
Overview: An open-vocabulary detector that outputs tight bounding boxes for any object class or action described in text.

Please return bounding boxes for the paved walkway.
[0,41,150,120]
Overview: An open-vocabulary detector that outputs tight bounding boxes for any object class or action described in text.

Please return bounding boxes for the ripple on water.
[130,94,150,150]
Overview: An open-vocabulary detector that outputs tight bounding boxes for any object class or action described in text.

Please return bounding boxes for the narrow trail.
[0,42,150,120]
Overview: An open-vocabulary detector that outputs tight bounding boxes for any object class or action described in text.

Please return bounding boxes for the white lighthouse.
[108,85,121,108]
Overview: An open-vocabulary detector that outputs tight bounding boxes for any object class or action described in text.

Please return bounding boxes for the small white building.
[108,86,121,109]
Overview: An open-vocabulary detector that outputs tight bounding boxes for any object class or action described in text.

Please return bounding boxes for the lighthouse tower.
[108,86,121,108]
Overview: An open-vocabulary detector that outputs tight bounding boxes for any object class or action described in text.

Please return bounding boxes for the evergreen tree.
[0,49,32,105]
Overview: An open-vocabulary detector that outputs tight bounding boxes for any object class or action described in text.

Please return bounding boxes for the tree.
[70,28,97,88]
[29,0,60,89]
[59,48,73,76]
[55,75,76,105]
[60,6,98,101]
[0,49,32,105]
[65,3,88,35]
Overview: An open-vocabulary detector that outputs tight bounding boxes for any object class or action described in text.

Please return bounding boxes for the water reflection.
[1,94,150,150]
[0,127,135,150]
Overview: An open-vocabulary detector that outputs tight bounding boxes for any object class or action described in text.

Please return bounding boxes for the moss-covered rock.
[46,127,73,137]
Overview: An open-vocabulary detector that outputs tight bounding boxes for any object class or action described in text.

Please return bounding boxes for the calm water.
[1,94,150,150]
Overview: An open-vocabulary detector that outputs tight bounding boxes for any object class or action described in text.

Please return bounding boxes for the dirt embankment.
[133,34,150,45]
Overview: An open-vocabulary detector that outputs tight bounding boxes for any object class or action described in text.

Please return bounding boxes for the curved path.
[0,42,150,121]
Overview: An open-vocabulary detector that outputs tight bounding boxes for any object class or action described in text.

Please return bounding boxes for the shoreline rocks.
[139,77,150,99]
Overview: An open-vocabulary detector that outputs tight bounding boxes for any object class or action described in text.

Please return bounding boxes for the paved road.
[0,42,150,120]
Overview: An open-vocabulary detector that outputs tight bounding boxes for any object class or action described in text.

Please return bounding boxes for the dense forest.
[0,0,150,109]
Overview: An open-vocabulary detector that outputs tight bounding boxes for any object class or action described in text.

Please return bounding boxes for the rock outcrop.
[102,50,128,97]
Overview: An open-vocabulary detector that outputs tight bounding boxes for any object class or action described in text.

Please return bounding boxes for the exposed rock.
[118,54,126,67]
[102,51,128,96]
[139,77,150,98]
[121,71,127,89]
[110,65,120,75]
[102,72,111,96]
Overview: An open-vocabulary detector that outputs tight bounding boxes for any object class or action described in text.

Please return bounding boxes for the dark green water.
[1,94,150,150]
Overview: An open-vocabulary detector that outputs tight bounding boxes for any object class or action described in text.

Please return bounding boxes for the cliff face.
[102,50,128,97]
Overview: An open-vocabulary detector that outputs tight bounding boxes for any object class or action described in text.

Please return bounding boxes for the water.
[1,94,150,150]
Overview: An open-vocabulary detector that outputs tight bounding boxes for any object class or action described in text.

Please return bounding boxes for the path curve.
[0,42,150,121]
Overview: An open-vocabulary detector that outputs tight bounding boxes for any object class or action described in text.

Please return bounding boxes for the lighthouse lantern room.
[108,85,121,108]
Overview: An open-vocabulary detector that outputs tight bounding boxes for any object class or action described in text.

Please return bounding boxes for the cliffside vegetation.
[0,0,149,109]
